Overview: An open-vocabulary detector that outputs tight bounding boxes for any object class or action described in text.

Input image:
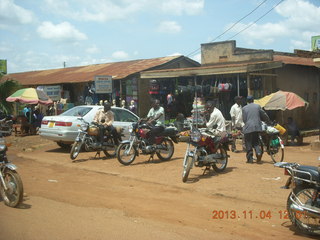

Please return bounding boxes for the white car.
[39,105,139,148]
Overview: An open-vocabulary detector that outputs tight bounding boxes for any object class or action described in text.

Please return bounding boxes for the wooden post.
[247,73,251,96]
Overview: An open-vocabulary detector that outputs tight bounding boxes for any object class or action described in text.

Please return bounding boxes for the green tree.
[0,77,21,115]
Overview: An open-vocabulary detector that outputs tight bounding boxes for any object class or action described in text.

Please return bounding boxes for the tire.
[70,141,83,160]
[182,154,193,183]
[287,186,320,235]
[212,147,228,173]
[269,136,284,163]
[0,169,24,208]
[156,139,174,161]
[103,137,117,158]
[259,136,264,156]
[117,142,137,165]
[56,142,72,149]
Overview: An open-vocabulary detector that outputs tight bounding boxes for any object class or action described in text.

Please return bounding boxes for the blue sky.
[1,0,320,73]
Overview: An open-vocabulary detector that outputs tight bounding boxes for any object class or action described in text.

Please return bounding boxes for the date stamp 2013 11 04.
[211,210,299,220]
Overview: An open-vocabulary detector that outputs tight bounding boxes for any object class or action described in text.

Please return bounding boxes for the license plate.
[48,122,55,128]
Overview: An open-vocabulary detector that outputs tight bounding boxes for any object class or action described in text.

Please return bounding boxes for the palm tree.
[0,77,21,115]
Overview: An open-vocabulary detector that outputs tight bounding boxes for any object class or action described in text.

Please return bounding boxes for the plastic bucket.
[274,124,286,135]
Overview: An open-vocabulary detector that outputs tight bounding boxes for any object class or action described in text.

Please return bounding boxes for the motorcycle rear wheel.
[287,186,320,235]
[0,169,24,208]
[117,142,137,165]
[103,138,117,158]
[156,139,174,161]
[182,154,193,183]
[212,147,228,173]
[70,141,83,160]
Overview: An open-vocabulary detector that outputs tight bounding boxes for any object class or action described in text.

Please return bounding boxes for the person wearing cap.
[242,95,270,163]
[229,96,245,152]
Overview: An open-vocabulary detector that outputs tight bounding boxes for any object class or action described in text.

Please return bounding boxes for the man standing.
[242,96,270,164]
[146,99,165,144]
[93,102,120,147]
[230,96,245,152]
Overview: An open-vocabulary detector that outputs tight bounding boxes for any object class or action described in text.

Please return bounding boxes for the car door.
[112,108,139,139]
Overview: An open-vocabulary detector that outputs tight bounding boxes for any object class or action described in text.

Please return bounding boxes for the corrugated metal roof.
[273,55,316,67]
[2,56,183,86]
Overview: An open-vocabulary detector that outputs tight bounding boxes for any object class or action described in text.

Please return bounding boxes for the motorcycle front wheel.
[268,136,284,163]
[156,139,174,161]
[70,141,83,160]
[212,147,228,172]
[0,169,24,208]
[287,186,320,235]
[117,142,137,165]
[103,137,117,158]
[182,153,194,183]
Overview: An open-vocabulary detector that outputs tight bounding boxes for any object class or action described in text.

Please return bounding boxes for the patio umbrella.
[6,88,53,105]
[254,90,309,111]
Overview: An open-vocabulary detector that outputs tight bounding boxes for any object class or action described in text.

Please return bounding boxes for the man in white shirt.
[146,99,165,144]
[229,96,245,152]
[205,100,226,135]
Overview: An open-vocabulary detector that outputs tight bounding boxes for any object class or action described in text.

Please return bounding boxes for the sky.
[1,0,320,73]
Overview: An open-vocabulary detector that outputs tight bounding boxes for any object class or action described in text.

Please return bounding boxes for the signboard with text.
[311,35,320,51]
[94,75,112,94]
[37,85,61,101]
[0,59,7,74]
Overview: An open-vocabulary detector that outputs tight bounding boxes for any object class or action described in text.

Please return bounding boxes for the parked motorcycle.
[182,126,231,183]
[70,118,119,160]
[275,161,320,235]
[0,133,24,207]
[0,116,13,136]
[116,119,179,165]
[259,121,285,163]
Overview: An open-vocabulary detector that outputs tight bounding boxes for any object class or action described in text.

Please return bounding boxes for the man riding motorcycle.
[146,99,165,145]
[93,102,120,147]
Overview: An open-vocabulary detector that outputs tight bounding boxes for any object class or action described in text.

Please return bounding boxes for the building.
[2,56,200,117]
[141,41,320,129]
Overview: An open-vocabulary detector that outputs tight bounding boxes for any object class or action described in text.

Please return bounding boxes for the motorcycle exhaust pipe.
[290,203,320,218]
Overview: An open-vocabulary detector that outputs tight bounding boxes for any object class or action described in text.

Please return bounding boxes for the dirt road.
[1,135,320,240]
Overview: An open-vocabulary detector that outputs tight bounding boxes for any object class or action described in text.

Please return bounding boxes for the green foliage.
[0,77,21,115]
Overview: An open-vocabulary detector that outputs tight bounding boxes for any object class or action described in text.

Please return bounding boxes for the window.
[112,109,138,122]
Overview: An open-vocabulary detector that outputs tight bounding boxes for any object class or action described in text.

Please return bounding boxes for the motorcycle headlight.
[80,123,88,131]
[128,125,133,133]
[190,130,201,142]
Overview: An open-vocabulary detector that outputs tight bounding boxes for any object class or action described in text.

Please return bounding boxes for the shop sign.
[94,75,112,94]
[37,85,61,101]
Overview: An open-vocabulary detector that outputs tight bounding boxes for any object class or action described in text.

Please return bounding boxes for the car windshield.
[60,106,93,117]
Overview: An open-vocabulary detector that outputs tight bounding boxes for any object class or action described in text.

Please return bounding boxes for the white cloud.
[160,0,204,15]
[227,0,320,50]
[112,51,129,60]
[42,0,204,22]
[158,21,182,34]
[37,21,87,42]
[0,0,34,29]
[86,45,99,54]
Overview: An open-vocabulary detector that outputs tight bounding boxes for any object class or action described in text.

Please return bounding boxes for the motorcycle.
[70,118,120,160]
[259,121,285,163]
[275,161,320,235]
[0,133,24,207]
[182,125,231,183]
[116,119,179,165]
[0,116,13,136]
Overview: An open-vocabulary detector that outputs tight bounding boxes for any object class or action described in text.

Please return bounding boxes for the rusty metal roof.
[273,54,317,67]
[2,56,183,86]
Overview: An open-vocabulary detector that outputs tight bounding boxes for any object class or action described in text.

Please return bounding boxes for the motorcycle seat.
[162,127,178,137]
[295,165,320,182]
